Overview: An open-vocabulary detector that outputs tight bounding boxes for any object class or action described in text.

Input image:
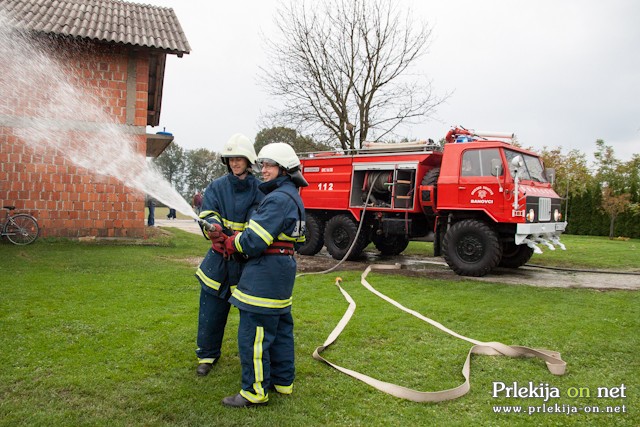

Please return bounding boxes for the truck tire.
[421,167,440,185]
[297,213,325,256]
[498,242,534,268]
[324,214,369,260]
[372,234,409,256]
[442,219,502,277]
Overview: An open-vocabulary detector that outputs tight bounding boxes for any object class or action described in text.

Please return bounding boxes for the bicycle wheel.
[4,214,39,245]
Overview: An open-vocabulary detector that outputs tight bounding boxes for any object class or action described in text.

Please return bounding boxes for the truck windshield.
[504,149,548,182]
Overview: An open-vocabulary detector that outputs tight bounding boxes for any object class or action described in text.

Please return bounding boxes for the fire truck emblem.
[470,186,494,204]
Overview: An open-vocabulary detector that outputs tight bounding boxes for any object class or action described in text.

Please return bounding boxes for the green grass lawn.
[1,231,638,426]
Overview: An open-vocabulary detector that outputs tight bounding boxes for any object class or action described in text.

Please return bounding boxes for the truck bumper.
[515,221,567,252]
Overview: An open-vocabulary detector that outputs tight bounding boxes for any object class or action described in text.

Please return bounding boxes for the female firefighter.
[194,133,263,376]
[218,143,307,407]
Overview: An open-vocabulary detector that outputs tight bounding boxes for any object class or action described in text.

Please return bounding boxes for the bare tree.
[261,0,445,150]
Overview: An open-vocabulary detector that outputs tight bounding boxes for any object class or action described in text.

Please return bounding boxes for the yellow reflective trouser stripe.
[240,389,267,403]
[274,384,293,394]
[247,219,273,246]
[253,327,265,395]
[233,289,292,309]
[195,268,221,291]
[198,357,216,364]
[240,326,267,403]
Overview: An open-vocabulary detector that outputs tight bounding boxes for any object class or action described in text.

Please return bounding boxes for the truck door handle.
[458,186,466,190]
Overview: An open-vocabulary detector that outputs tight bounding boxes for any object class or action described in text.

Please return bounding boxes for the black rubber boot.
[196,358,218,376]
[196,363,213,376]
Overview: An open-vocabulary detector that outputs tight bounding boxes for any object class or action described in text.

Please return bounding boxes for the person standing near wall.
[220,143,307,407]
[194,134,263,377]
[147,196,155,226]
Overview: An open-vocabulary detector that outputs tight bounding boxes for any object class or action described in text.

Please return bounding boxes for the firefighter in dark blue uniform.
[194,134,263,376]
[220,143,307,407]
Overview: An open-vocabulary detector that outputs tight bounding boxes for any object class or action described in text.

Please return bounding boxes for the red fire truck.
[297,127,567,277]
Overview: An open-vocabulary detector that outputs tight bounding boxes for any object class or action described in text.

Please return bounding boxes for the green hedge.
[566,190,639,238]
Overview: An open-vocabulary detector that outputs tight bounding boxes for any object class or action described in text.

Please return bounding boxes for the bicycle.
[1,206,39,245]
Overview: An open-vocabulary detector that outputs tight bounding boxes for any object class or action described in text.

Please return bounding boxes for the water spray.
[0,12,197,226]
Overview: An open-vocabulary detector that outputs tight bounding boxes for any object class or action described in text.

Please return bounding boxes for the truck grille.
[539,197,551,221]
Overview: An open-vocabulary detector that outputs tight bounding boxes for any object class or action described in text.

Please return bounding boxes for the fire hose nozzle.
[198,219,214,232]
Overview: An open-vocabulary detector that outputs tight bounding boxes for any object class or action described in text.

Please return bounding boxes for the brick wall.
[0,39,151,238]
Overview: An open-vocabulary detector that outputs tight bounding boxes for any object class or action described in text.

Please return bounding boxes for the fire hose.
[296,175,378,278]
[312,265,566,402]
[293,173,566,401]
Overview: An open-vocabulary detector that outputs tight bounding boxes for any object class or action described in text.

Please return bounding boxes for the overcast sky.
[143,0,639,164]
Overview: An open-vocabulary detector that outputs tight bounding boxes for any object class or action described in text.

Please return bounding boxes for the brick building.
[0,0,190,238]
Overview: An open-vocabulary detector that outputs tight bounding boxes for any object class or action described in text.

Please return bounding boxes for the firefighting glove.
[208,224,228,254]
[211,241,226,256]
[224,233,238,258]
[207,223,225,242]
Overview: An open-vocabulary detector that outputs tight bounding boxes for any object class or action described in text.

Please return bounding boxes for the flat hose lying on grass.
[313,264,567,403]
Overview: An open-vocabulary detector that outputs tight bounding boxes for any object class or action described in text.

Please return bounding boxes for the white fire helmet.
[257,143,309,187]
[221,133,258,166]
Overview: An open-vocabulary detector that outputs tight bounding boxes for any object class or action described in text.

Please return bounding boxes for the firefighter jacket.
[229,176,306,315]
[195,173,263,299]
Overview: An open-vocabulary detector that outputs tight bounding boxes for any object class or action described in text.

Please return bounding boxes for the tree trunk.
[609,215,616,239]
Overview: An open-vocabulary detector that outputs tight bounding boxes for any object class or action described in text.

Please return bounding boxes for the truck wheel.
[442,219,502,277]
[324,214,369,260]
[372,234,409,256]
[498,242,534,268]
[298,214,325,256]
[421,167,440,185]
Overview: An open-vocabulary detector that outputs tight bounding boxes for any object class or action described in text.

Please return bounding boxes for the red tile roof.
[0,0,191,56]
